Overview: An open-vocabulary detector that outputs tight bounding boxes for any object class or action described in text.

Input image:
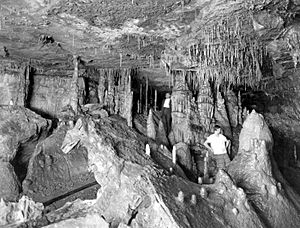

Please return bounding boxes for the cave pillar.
[171,71,202,145]
[214,89,232,137]
[68,55,80,115]
[97,69,106,106]
[196,78,214,132]
[224,90,239,128]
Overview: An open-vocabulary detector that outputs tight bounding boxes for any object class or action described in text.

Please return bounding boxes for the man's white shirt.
[206,134,228,155]
[163,98,171,108]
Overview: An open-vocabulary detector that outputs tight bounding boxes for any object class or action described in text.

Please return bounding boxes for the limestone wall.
[0,61,29,106]
[29,75,85,118]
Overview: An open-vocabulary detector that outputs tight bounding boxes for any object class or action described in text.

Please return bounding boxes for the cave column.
[197,77,214,132]
[69,55,80,115]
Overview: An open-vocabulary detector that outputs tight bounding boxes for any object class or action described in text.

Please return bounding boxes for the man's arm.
[204,139,213,155]
[225,138,230,148]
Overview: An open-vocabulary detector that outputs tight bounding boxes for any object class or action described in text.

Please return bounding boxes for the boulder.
[0,195,43,226]
[23,125,98,208]
[0,162,19,201]
[0,106,51,162]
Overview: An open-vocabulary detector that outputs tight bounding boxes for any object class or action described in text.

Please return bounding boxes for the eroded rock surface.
[0,195,43,227]
[56,116,267,228]
[228,111,300,228]
[23,124,98,208]
[0,106,51,162]
[238,110,273,152]
[0,162,19,201]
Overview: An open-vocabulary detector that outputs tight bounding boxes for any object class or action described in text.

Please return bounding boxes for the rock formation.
[0,106,51,201]
[23,124,98,209]
[228,110,300,228]
[147,108,156,140]
[0,0,300,227]
[57,116,267,228]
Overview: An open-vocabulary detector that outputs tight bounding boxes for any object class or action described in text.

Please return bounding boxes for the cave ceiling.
[0,0,299,89]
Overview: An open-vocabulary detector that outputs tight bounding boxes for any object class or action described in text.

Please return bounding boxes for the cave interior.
[1,0,300,227]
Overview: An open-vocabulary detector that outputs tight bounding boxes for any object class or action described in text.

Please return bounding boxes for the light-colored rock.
[44,213,109,228]
[0,195,43,226]
[238,110,273,152]
[147,109,156,140]
[228,113,300,228]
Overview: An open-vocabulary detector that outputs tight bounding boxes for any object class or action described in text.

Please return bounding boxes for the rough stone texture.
[0,60,29,106]
[174,142,192,172]
[67,56,80,115]
[147,109,156,140]
[58,116,266,228]
[156,120,170,147]
[44,213,109,228]
[238,110,273,153]
[171,72,202,146]
[228,112,300,228]
[0,162,19,201]
[29,75,86,118]
[81,104,109,119]
[23,124,98,207]
[224,90,239,128]
[0,106,51,162]
[214,90,232,138]
[0,195,43,226]
[97,68,134,119]
[197,78,214,132]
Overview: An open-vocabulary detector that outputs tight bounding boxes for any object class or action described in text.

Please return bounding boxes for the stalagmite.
[119,53,122,67]
[147,109,156,140]
[198,177,203,184]
[145,76,148,114]
[172,145,176,164]
[154,89,157,111]
[176,191,184,202]
[140,84,142,114]
[145,144,151,156]
[200,187,207,198]
[191,194,197,205]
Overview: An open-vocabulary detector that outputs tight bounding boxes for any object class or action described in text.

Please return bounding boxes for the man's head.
[166,93,171,98]
[214,125,221,134]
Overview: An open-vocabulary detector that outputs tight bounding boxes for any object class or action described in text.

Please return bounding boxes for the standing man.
[161,92,172,136]
[204,125,231,170]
